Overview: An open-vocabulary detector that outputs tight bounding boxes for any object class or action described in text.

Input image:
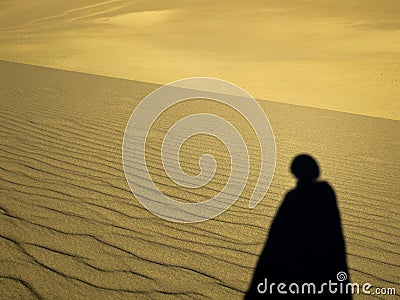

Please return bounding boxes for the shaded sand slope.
[0,60,399,299]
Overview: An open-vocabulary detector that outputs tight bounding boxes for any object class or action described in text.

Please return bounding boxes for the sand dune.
[1,0,399,120]
[0,60,399,299]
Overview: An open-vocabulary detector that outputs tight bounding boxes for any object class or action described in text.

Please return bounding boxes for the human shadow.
[245,154,351,299]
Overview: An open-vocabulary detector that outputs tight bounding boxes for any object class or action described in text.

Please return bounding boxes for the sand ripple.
[0,61,399,299]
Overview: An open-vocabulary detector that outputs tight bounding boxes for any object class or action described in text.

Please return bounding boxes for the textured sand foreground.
[0,61,399,299]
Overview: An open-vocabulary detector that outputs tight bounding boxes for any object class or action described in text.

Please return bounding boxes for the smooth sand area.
[1,1,399,120]
[0,61,399,299]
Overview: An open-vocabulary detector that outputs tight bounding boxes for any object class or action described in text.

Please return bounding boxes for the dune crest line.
[0,61,399,299]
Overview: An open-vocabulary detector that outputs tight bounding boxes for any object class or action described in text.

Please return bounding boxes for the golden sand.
[0,1,399,120]
[0,61,399,299]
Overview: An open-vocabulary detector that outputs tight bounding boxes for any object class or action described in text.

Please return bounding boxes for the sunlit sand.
[1,1,399,298]
[0,0,399,120]
[0,61,398,299]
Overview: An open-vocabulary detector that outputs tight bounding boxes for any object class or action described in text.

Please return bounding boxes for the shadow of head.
[290,154,320,181]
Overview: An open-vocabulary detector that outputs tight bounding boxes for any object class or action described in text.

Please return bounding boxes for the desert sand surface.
[0,60,399,299]
[0,0,399,120]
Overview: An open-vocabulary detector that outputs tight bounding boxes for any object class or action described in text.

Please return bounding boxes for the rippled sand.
[0,61,399,299]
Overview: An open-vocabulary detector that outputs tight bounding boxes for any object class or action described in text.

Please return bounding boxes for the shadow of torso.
[245,181,351,299]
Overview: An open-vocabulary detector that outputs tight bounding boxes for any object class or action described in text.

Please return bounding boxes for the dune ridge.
[0,60,399,299]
